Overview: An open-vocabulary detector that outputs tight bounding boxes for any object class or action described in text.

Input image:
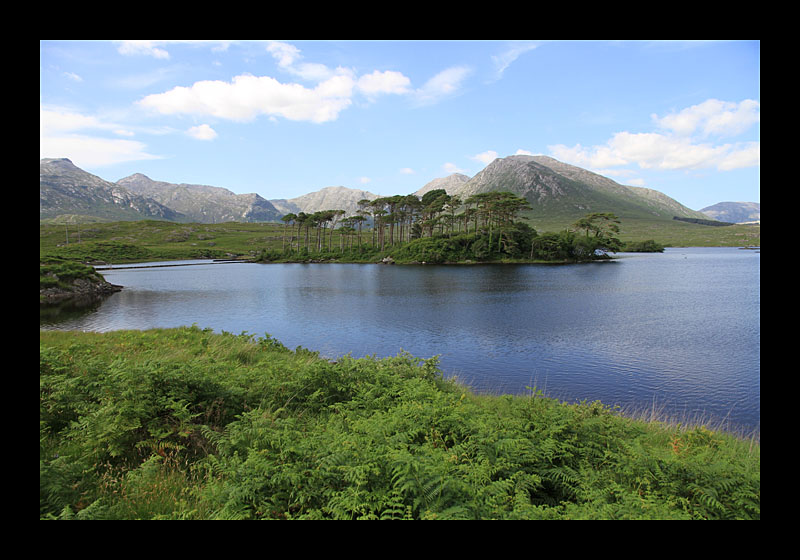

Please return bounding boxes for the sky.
[40,40,759,211]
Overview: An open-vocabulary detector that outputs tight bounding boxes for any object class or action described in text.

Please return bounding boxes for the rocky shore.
[40,276,122,306]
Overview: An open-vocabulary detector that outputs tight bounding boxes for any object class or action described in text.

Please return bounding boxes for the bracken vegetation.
[40,327,760,520]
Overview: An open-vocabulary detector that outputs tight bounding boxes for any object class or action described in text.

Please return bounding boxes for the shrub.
[624,239,665,252]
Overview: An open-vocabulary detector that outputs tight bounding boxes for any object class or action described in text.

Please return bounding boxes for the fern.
[40,329,760,520]
[379,488,407,520]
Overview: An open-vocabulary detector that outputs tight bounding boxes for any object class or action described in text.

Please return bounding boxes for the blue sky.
[40,40,759,211]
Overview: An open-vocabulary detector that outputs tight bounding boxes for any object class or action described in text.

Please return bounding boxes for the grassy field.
[40,221,283,263]
[40,327,759,520]
[527,215,760,248]
[40,216,760,264]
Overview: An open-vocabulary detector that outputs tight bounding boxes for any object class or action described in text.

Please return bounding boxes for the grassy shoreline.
[40,326,759,520]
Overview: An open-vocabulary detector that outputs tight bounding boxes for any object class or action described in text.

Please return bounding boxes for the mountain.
[700,201,760,223]
[269,186,380,217]
[116,173,282,224]
[40,158,186,222]
[414,173,470,197]
[447,155,710,222]
[41,155,728,229]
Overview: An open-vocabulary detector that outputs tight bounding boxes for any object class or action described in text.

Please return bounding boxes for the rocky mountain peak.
[414,173,471,197]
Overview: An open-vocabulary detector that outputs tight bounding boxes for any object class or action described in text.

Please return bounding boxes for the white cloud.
[266,41,302,68]
[266,41,337,82]
[41,108,106,134]
[653,99,760,138]
[472,150,498,165]
[400,167,415,175]
[552,131,758,172]
[137,73,355,124]
[40,134,161,168]
[491,43,538,79]
[40,107,161,167]
[115,40,235,60]
[549,140,633,169]
[186,124,217,140]
[268,42,412,99]
[359,176,371,184]
[137,42,417,124]
[135,42,469,128]
[549,98,760,177]
[116,41,171,59]
[717,141,760,171]
[443,162,466,174]
[41,107,152,139]
[357,70,412,96]
[413,66,472,106]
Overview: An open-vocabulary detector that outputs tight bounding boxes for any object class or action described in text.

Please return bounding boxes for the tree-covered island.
[257,190,663,265]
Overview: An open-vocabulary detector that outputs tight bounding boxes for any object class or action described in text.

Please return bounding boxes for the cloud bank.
[137,42,471,123]
[40,107,162,168]
[549,99,760,177]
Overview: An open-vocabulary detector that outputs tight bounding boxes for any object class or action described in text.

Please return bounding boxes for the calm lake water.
[40,247,760,434]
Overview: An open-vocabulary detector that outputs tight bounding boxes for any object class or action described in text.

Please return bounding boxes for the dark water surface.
[41,247,760,433]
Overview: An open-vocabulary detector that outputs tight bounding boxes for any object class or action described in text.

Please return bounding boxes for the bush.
[624,239,666,252]
[392,234,477,263]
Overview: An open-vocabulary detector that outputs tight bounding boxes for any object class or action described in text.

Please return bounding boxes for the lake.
[40,247,760,435]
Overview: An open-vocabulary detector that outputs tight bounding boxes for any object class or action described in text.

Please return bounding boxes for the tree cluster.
[273,191,628,263]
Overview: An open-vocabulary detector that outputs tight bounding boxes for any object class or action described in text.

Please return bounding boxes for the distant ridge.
[116,173,282,223]
[700,201,760,224]
[40,158,186,223]
[269,186,380,217]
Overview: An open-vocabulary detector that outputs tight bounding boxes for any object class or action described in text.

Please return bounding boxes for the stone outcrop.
[40,276,122,306]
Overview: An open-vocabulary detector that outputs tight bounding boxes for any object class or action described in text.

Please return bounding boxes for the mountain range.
[697,201,760,224]
[116,173,283,223]
[270,186,379,218]
[40,158,184,222]
[40,155,755,226]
